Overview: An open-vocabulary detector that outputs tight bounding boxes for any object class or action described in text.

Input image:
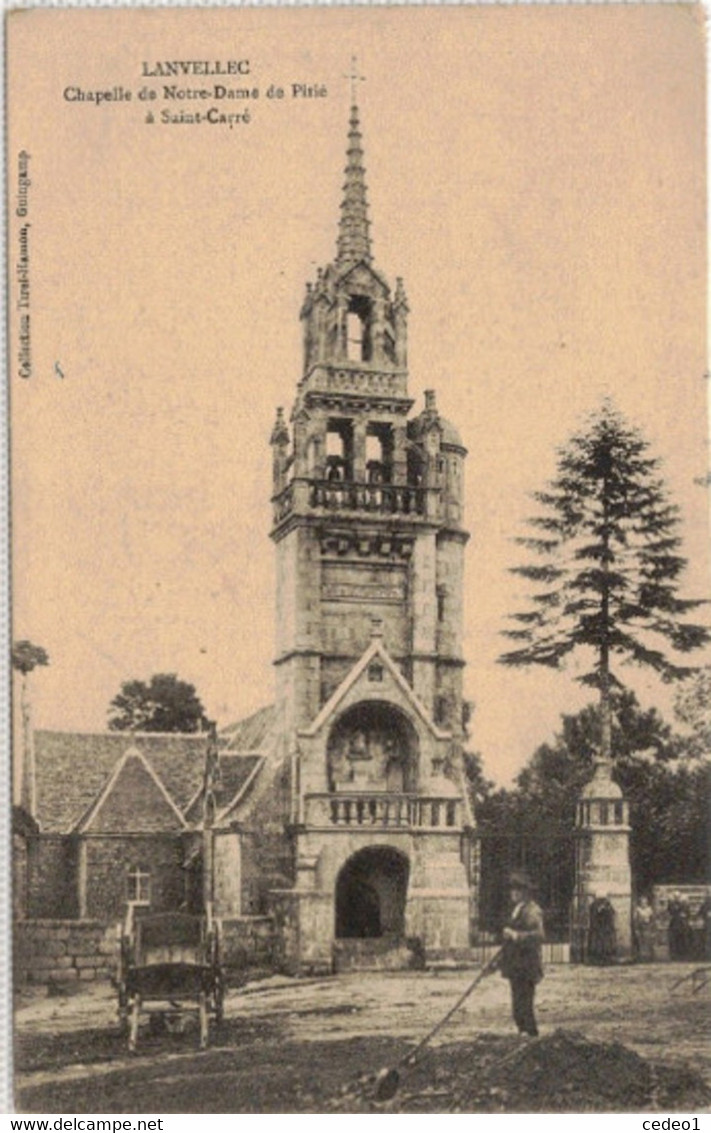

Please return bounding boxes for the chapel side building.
[266,102,476,971]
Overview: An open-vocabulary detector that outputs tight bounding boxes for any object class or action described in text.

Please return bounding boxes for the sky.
[9,4,710,786]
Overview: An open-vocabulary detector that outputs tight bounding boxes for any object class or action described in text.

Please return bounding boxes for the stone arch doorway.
[335,846,410,939]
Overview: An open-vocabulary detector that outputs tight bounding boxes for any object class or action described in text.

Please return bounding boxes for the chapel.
[17,96,478,975]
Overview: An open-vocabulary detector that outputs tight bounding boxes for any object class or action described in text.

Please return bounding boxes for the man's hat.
[509,869,536,893]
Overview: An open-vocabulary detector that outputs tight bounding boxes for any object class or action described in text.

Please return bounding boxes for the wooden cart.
[117,904,224,1052]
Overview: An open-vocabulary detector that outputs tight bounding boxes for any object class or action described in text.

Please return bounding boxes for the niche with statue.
[326,702,419,793]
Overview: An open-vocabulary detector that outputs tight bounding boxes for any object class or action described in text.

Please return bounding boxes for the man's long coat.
[500,899,544,983]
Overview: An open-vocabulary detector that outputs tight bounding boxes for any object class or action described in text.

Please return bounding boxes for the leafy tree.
[459,701,495,812]
[108,672,208,733]
[501,403,709,757]
[12,640,49,674]
[461,748,494,811]
[478,692,709,895]
[673,666,711,760]
[12,639,50,726]
[622,757,710,891]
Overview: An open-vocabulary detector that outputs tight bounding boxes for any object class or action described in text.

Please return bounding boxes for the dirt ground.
[14,962,711,1114]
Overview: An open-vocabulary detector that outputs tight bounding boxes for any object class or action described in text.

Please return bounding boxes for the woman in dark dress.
[587,895,617,965]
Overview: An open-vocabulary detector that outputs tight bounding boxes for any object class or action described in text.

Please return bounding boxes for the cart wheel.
[128,996,141,1054]
[198,993,208,1050]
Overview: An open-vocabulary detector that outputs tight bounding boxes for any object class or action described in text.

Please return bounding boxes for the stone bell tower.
[269,97,474,972]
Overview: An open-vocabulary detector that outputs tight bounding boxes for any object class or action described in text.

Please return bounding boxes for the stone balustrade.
[310,480,426,516]
[303,792,460,830]
[272,478,430,526]
[302,364,409,398]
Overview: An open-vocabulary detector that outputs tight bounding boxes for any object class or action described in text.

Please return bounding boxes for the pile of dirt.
[16,1021,710,1114]
[468,1029,653,1111]
[328,1029,711,1113]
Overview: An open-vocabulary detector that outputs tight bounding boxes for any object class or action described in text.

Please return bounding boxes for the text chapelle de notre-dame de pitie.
[62,59,328,129]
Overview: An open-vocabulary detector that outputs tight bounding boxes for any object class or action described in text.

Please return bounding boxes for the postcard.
[8,3,710,1117]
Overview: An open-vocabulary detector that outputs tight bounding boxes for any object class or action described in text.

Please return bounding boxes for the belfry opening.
[335,846,410,940]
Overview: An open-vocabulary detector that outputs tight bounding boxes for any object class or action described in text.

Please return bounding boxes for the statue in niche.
[385,756,405,793]
[327,744,353,790]
[348,729,371,761]
[327,713,413,792]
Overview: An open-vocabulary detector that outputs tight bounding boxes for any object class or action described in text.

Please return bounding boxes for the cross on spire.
[344,55,365,105]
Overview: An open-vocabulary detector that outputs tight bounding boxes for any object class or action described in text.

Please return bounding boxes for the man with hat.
[500,869,544,1037]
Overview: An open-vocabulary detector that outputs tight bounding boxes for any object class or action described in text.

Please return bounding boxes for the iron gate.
[473,832,575,943]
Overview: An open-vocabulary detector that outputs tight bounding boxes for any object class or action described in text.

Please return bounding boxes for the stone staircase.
[332,935,425,972]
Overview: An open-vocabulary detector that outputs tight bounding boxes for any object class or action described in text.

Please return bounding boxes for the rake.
[373,948,502,1103]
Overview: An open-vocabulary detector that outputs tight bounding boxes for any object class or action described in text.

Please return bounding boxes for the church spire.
[336,101,372,267]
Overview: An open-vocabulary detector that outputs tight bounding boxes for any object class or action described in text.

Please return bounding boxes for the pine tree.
[500,403,709,758]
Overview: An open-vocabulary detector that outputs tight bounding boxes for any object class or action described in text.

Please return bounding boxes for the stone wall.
[27,837,80,919]
[15,919,119,987]
[84,835,185,920]
[240,762,295,915]
[269,890,301,973]
[16,916,279,988]
[12,807,39,920]
[13,832,29,921]
[26,834,189,923]
[220,916,276,978]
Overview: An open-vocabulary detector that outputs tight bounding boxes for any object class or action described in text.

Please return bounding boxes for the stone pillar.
[573,758,632,961]
[213,830,242,918]
[337,297,348,361]
[393,278,409,367]
[77,838,88,919]
[291,411,309,478]
[392,423,407,486]
[353,420,367,482]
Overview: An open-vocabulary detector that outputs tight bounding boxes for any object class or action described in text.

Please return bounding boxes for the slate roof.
[34,731,208,834]
[13,805,39,838]
[34,706,279,835]
[184,753,263,824]
[188,706,278,822]
[216,754,263,808]
[77,749,188,833]
[409,409,465,451]
[221,704,276,753]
